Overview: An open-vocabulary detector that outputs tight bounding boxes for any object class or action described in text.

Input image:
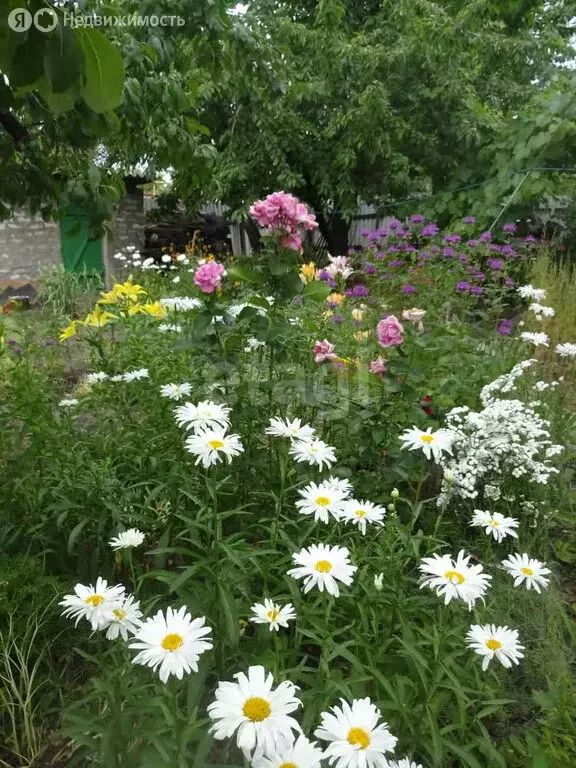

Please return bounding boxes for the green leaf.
[78,28,125,113]
[302,280,332,301]
[44,25,84,93]
[227,264,264,283]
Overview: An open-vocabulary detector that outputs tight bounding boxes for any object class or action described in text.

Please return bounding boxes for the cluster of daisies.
[58,369,150,407]
[517,285,576,357]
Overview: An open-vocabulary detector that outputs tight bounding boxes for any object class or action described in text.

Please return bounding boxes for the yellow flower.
[59,321,78,342]
[99,279,147,304]
[351,308,364,321]
[299,262,319,284]
[84,306,118,328]
[139,301,167,319]
[354,330,370,341]
[127,303,144,316]
[327,292,344,306]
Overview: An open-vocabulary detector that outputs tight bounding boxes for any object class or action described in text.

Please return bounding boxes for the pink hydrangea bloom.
[194,261,225,293]
[376,316,404,348]
[249,191,317,251]
[369,357,387,375]
[313,339,337,363]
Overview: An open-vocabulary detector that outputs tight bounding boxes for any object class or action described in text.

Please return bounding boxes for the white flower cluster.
[437,362,562,506]
[160,296,203,312]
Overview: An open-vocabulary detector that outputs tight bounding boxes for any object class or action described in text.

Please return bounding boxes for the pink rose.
[249,191,318,236]
[369,357,387,375]
[281,231,303,253]
[194,261,225,293]
[376,316,404,348]
[313,339,337,363]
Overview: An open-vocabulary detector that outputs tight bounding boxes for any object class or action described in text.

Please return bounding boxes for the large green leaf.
[44,24,84,93]
[302,280,332,301]
[227,263,264,283]
[78,28,124,113]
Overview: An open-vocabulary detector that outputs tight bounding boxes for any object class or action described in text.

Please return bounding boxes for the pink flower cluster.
[249,191,318,252]
[194,261,225,293]
[313,339,337,363]
[376,316,404,348]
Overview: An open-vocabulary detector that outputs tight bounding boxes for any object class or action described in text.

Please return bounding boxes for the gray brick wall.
[105,190,146,283]
[0,210,61,281]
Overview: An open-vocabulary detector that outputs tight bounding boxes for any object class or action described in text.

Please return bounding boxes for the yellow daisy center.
[279,763,297,768]
[347,727,371,749]
[355,509,367,517]
[486,638,502,651]
[85,595,104,607]
[444,570,465,585]
[243,697,271,722]
[420,435,435,444]
[488,519,500,527]
[520,567,533,576]
[315,496,331,506]
[266,609,280,622]
[161,633,184,651]
[209,439,224,450]
[113,609,126,620]
[315,559,332,573]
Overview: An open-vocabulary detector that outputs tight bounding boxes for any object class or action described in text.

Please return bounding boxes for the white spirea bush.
[438,361,563,506]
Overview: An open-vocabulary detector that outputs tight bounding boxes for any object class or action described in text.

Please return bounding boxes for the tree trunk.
[314,207,350,255]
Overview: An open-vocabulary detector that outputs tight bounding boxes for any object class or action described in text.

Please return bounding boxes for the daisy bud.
[391,488,399,499]
[443,468,455,484]
[374,573,384,591]
[387,503,395,513]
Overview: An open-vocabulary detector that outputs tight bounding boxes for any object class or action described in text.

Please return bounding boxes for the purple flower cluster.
[487,258,504,271]
[497,319,514,335]
[344,284,369,297]
[421,223,440,237]
[401,284,417,294]
[503,222,517,233]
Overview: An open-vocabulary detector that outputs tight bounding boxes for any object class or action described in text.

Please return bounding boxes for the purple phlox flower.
[367,232,381,242]
[489,244,502,252]
[375,251,386,260]
[504,278,515,287]
[405,245,417,252]
[487,258,504,270]
[497,319,514,335]
[387,219,401,230]
[11,346,23,354]
[479,231,492,242]
[331,314,344,324]
[458,254,469,263]
[410,214,426,223]
[389,259,404,267]
[463,216,476,224]
[7,338,18,345]
[420,251,431,259]
[421,223,440,236]
[345,284,369,297]
[467,239,480,247]
[364,263,377,274]
[293,296,302,304]
[360,229,371,237]
[503,222,516,233]
[456,281,471,292]
[501,245,514,255]
[347,247,357,255]
[402,284,417,294]
[470,285,484,295]
[417,261,425,268]
[431,246,440,252]
[524,235,537,243]
[443,247,456,258]
[444,234,461,244]
[386,246,399,254]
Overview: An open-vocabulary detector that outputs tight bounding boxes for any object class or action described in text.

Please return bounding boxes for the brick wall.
[105,190,146,282]
[0,210,61,281]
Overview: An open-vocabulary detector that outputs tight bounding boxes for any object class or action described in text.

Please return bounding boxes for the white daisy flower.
[59,577,125,630]
[160,383,192,401]
[129,606,212,683]
[123,368,149,382]
[160,296,203,312]
[399,426,453,463]
[556,342,576,358]
[110,374,125,382]
[288,543,357,597]
[161,254,172,263]
[314,697,398,768]
[501,553,550,593]
[470,510,519,543]
[207,665,302,764]
[529,303,555,318]
[295,481,347,524]
[419,550,491,609]
[323,476,354,497]
[249,598,296,632]
[172,276,181,284]
[517,285,546,301]
[252,734,324,768]
[289,438,337,470]
[158,322,182,333]
[466,624,525,671]
[86,371,109,384]
[520,331,549,347]
[266,417,316,442]
[388,760,424,768]
[104,594,143,641]
[185,428,244,468]
[174,400,231,432]
[374,573,384,591]
[108,528,145,550]
[59,398,79,407]
[245,337,266,352]
[339,499,387,535]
